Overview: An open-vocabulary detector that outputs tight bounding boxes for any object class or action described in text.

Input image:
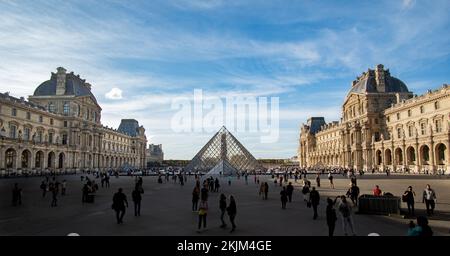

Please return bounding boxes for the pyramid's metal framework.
[184,126,261,172]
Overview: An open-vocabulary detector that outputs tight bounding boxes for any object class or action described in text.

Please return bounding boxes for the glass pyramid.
[185,126,261,173]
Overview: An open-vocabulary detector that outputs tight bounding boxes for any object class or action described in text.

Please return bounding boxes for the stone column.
[31,150,36,169]
[0,148,5,169]
[430,142,436,174]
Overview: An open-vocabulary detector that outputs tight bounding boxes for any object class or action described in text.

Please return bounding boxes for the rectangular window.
[48,132,54,144]
[62,134,68,145]
[39,116,43,123]
[436,120,442,133]
[50,119,54,125]
[374,132,380,142]
[12,108,17,116]
[397,128,402,139]
[26,112,31,120]
[63,102,70,115]
[37,131,43,143]
[421,123,426,135]
[64,121,68,127]
[408,109,411,117]
[9,124,17,138]
[397,113,400,120]
[420,106,424,113]
[408,126,413,137]
[24,127,30,141]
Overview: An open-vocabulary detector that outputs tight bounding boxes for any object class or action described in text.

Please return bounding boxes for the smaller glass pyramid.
[185,126,261,173]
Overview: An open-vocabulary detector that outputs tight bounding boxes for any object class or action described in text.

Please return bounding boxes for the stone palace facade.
[0,67,147,174]
[298,64,449,174]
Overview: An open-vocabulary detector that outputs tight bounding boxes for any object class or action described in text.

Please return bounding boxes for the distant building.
[146,144,164,164]
[299,64,449,174]
[0,67,148,174]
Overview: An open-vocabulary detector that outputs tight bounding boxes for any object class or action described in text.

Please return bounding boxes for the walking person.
[61,180,67,196]
[264,182,269,200]
[316,174,321,187]
[326,198,337,236]
[347,183,360,206]
[215,178,220,192]
[227,195,237,232]
[12,183,22,206]
[328,172,334,189]
[336,196,356,236]
[302,183,310,202]
[286,182,294,202]
[309,187,320,220]
[105,175,110,188]
[192,186,200,211]
[219,194,227,228]
[422,184,436,216]
[40,181,47,198]
[112,188,128,224]
[197,199,208,232]
[82,183,89,203]
[201,184,209,201]
[280,187,288,209]
[259,183,265,199]
[132,185,143,216]
[403,186,416,217]
[50,183,58,207]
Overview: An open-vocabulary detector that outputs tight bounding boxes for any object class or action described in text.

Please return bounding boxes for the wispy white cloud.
[105,88,123,100]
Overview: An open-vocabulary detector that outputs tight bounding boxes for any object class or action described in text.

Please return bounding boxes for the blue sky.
[0,0,449,159]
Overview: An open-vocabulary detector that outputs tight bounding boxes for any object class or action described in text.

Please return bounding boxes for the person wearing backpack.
[337,195,356,236]
[326,198,338,236]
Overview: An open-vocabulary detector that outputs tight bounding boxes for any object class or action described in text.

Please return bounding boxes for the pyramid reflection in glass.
[185,126,261,173]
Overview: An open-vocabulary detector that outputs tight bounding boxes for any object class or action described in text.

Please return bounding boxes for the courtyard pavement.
[0,173,449,236]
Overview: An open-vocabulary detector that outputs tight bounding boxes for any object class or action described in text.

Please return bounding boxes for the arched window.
[48,102,55,113]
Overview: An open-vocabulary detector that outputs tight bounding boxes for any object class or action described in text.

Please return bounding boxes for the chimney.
[375,64,386,93]
[56,67,67,95]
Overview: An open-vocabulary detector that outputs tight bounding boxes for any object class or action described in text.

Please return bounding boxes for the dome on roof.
[347,64,409,95]
[33,68,98,104]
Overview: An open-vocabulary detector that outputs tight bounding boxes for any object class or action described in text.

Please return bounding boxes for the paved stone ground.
[0,173,449,236]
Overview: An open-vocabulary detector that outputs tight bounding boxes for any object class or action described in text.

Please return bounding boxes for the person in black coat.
[264,182,269,200]
[309,187,320,219]
[280,187,288,209]
[326,198,337,236]
[12,183,22,206]
[286,182,294,202]
[227,195,237,232]
[112,188,128,224]
[219,194,227,228]
[403,186,416,216]
[132,185,143,216]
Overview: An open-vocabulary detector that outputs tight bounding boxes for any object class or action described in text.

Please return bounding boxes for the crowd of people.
[7,167,442,236]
